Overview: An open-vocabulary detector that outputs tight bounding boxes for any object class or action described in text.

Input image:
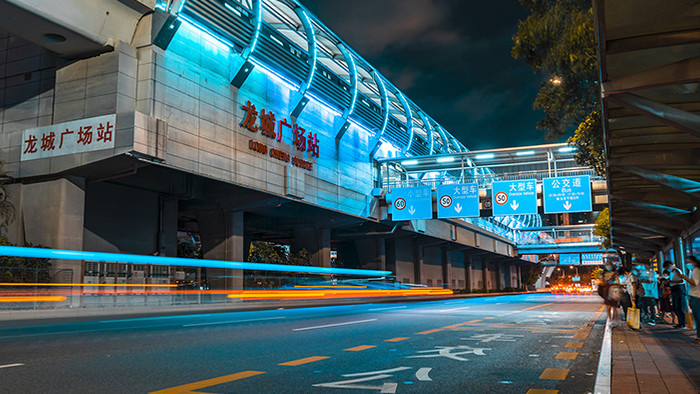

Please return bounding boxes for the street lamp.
[550,76,562,85]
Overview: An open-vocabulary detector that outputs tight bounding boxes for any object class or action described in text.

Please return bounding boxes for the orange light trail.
[0,296,67,303]
[227,287,453,300]
[0,283,177,288]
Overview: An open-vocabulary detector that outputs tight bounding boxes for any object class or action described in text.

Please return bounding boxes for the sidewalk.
[611,322,700,393]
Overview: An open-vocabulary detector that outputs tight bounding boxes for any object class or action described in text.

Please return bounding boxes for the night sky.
[301,0,565,151]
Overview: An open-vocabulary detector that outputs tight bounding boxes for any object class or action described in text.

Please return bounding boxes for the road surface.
[0,293,606,393]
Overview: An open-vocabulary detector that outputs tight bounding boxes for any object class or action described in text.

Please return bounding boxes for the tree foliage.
[0,237,52,283]
[512,0,605,175]
[594,207,611,249]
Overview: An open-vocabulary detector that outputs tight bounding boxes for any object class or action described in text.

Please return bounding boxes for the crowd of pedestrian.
[597,256,700,344]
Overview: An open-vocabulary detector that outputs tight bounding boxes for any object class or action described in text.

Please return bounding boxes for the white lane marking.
[415,367,432,381]
[293,319,377,331]
[368,306,407,311]
[182,316,285,327]
[344,367,411,377]
[438,306,471,312]
[0,363,24,369]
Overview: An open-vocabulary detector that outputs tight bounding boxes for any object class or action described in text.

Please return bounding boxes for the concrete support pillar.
[441,246,450,289]
[294,226,331,268]
[198,209,244,289]
[158,198,178,257]
[384,239,396,276]
[482,260,489,290]
[495,262,502,290]
[464,253,472,291]
[413,242,424,285]
[21,178,85,283]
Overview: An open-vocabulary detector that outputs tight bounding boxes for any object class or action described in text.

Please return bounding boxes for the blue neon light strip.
[246,0,263,57]
[297,9,317,94]
[375,74,389,138]
[178,14,233,51]
[346,52,358,117]
[398,92,414,155]
[0,246,392,277]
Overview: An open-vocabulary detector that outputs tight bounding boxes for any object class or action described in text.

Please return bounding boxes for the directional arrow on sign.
[510,200,519,210]
[455,203,463,214]
[408,206,416,215]
[563,201,572,210]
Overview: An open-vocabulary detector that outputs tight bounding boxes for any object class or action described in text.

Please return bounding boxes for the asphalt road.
[0,293,606,393]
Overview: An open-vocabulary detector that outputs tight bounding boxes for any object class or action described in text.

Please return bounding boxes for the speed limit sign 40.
[494,191,508,205]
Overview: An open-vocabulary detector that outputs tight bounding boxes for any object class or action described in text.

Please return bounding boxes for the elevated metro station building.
[0,0,605,290]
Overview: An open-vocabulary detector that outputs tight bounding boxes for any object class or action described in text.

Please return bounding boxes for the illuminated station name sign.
[241,100,317,171]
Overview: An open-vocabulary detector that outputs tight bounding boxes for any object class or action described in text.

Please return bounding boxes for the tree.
[512,0,605,175]
[0,237,52,283]
[594,207,611,249]
[0,160,16,235]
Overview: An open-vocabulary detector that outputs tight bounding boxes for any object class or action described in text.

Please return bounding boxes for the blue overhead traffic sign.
[491,179,537,216]
[543,175,592,214]
[389,187,433,220]
[559,253,581,265]
[437,183,480,218]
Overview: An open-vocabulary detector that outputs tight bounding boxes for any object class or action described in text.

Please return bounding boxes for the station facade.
[0,0,527,289]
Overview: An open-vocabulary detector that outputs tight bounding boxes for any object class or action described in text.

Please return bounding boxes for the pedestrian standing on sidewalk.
[619,266,636,321]
[598,261,621,327]
[658,269,674,324]
[675,256,699,343]
[638,261,658,325]
[664,261,687,328]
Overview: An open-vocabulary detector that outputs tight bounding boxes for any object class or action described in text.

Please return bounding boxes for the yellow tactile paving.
[526,389,559,394]
[565,342,584,348]
[278,356,329,366]
[539,368,569,380]
[556,352,579,360]
[344,345,376,352]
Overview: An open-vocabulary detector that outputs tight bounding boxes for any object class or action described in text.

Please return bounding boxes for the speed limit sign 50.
[494,191,508,205]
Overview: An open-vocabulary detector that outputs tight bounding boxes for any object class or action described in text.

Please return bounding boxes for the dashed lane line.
[292,319,377,331]
[344,345,376,352]
[526,390,559,394]
[0,363,24,369]
[149,371,265,394]
[385,337,409,342]
[539,368,570,380]
[565,342,584,348]
[278,356,330,366]
[182,316,285,327]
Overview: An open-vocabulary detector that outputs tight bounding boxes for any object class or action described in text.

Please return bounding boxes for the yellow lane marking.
[526,390,559,394]
[520,303,553,312]
[417,322,469,335]
[539,368,569,380]
[278,356,329,366]
[466,319,482,324]
[556,352,579,360]
[149,370,265,394]
[565,342,584,348]
[483,317,494,320]
[385,337,409,342]
[344,345,376,352]
[573,331,589,340]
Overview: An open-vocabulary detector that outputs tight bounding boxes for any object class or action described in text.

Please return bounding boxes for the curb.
[594,315,612,394]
